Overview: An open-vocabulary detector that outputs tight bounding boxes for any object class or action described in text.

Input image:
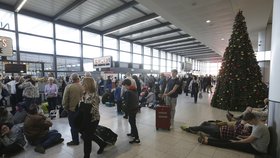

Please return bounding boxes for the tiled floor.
[14,93,254,158]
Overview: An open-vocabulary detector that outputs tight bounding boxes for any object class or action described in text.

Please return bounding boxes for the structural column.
[268,0,280,157]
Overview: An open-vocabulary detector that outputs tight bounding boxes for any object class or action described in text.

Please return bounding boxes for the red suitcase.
[156,105,171,130]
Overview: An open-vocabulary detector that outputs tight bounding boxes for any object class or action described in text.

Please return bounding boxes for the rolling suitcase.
[95,125,118,145]
[156,105,171,130]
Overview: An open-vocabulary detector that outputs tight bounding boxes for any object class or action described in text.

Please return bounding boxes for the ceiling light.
[206,20,211,23]
[15,0,28,12]
[221,38,225,41]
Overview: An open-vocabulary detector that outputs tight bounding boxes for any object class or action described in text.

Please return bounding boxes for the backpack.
[1,88,10,97]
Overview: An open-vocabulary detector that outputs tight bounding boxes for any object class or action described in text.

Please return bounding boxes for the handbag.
[74,102,92,132]
[199,92,203,99]
[121,101,128,113]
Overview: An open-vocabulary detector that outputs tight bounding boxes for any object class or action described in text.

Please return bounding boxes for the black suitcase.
[96,125,118,145]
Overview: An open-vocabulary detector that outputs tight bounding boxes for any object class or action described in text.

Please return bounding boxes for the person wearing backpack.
[189,76,200,104]
[162,69,180,128]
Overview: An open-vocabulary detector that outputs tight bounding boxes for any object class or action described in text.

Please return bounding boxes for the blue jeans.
[68,111,79,143]
[30,130,61,148]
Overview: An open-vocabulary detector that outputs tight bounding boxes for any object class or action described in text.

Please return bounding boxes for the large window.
[83,31,101,46]
[143,56,151,65]
[0,30,16,50]
[0,9,15,30]
[83,45,101,58]
[19,34,53,54]
[120,52,131,63]
[160,66,166,72]
[104,36,117,49]
[160,51,166,59]
[172,61,177,69]
[160,59,166,67]
[83,59,96,72]
[120,40,131,52]
[172,54,177,61]
[153,49,159,57]
[153,65,159,71]
[144,65,151,70]
[144,47,151,56]
[57,56,80,71]
[133,54,142,64]
[133,44,142,54]
[167,53,172,60]
[55,24,80,42]
[56,40,81,57]
[104,49,118,61]
[20,53,53,70]
[18,14,53,37]
[153,57,159,66]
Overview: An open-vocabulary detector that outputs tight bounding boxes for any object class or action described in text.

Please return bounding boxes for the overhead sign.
[0,36,13,56]
[93,56,112,68]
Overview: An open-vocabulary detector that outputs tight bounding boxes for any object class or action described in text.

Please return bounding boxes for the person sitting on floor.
[24,104,64,154]
[198,112,270,155]
[181,119,252,140]
[0,123,26,157]
[0,106,14,125]
[227,98,269,122]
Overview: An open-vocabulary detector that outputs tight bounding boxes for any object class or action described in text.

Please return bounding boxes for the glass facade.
[0,8,189,76]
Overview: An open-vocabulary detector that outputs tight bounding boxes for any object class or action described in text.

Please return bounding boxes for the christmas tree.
[211,11,268,111]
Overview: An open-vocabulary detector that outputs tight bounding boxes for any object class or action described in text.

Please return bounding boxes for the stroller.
[102,89,115,106]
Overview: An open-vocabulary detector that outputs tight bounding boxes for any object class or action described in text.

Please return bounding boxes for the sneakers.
[67,141,79,146]
[180,125,188,131]
[56,138,64,144]
[97,143,107,154]
[129,138,140,144]
[34,145,45,154]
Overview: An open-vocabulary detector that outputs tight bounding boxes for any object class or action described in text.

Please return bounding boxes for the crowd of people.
[0,70,271,157]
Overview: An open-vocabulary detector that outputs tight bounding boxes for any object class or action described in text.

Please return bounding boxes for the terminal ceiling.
[1,0,272,62]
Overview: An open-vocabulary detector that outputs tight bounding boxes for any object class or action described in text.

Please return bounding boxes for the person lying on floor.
[198,112,270,155]
[181,119,252,140]
[227,98,268,122]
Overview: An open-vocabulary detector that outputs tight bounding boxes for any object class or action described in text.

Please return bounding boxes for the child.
[122,79,140,144]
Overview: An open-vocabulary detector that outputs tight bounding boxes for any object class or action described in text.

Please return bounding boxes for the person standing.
[62,73,83,146]
[162,69,180,128]
[44,77,58,118]
[18,76,39,110]
[114,81,123,115]
[80,77,107,158]
[122,79,140,144]
[7,76,20,114]
[189,76,200,103]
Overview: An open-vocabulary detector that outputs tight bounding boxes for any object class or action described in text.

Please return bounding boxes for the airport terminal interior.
[0,0,279,158]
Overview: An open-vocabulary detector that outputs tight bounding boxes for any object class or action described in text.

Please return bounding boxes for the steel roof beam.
[131,29,181,41]
[103,13,159,35]
[118,22,171,38]
[53,0,87,21]
[81,1,138,28]
[176,51,215,56]
[159,42,201,49]
[165,45,206,52]
[151,38,195,47]
[142,34,190,45]
[173,49,212,54]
